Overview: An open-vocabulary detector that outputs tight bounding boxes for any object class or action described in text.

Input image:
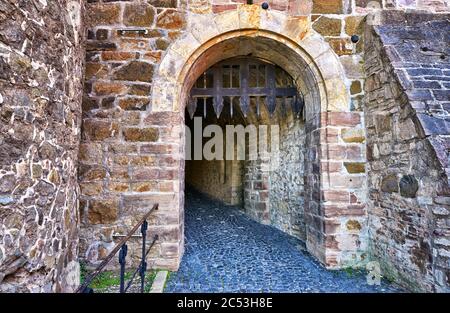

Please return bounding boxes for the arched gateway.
[143,7,367,270]
[2,0,450,293]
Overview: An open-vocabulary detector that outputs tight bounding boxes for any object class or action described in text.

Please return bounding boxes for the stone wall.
[79,0,367,271]
[268,118,307,240]
[79,0,187,270]
[185,112,245,206]
[364,12,450,292]
[80,0,449,275]
[186,159,243,205]
[0,0,85,292]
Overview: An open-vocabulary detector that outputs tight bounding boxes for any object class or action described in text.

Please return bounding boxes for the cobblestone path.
[165,191,401,293]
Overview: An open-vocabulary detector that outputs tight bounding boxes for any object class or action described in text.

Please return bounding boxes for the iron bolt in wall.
[351,35,360,43]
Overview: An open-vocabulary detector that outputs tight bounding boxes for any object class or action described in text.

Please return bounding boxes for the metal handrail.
[76,203,159,293]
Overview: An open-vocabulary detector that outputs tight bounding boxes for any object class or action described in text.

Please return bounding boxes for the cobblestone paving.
[165,191,402,293]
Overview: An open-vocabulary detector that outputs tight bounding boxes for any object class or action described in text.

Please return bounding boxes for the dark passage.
[165,190,400,293]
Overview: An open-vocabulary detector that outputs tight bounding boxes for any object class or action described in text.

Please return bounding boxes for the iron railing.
[76,203,159,293]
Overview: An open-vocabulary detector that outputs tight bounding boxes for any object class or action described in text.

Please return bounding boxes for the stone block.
[113,61,154,83]
[312,0,344,14]
[102,52,138,62]
[118,97,150,111]
[381,174,399,193]
[326,38,353,56]
[80,182,103,196]
[341,128,365,143]
[83,120,119,141]
[350,80,362,94]
[312,16,342,36]
[93,81,127,96]
[212,3,237,13]
[123,3,156,27]
[123,127,159,142]
[88,199,119,225]
[323,112,361,127]
[344,162,366,174]
[345,16,365,36]
[88,3,121,25]
[156,9,186,30]
[399,175,419,198]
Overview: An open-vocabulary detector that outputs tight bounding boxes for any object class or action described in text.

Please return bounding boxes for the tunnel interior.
[184,57,308,241]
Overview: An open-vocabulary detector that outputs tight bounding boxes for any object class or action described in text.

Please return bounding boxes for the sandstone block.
[123,3,156,27]
[113,61,154,83]
[156,9,186,29]
[89,3,121,25]
[118,97,150,111]
[312,0,343,14]
[345,16,365,36]
[313,16,342,36]
[123,127,159,142]
[93,81,127,96]
[341,128,365,143]
[350,80,362,94]
[88,199,119,224]
[83,120,119,141]
[344,162,366,174]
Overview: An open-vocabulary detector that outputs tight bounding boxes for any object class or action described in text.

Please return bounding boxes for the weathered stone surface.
[346,220,362,231]
[88,3,121,25]
[93,81,127,95]
[152,0,177,8]
[399,175,419,198]
[72,1,450,293]
[350,81,362,94]
[312,17,342,36]
[123,3,156,27]
[364,15,450,292]
[88,199,119,224]
[341,128,365,143]
[118,97,150,111]
[113,61,154,82]
[356,0,382,9]
[381,174,399,193]
[83,120,119,141]
[344,162,366,173]
[312,0,343,14]
[327,38,353,56]
[0,0,84,293]
[345,16,365,36]
[123,127,159,142]
[156,9,186,29]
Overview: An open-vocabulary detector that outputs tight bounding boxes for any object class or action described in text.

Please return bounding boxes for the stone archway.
[147,6,367,269]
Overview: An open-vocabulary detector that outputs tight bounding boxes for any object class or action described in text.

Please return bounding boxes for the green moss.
[79,261,156,292]
[344,267,355,277]
[163,271,172,291]
[143,271,157,293]
[90,271,132,289]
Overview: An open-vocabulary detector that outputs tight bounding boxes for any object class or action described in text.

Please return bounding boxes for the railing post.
[140,220,148,293]
[119,244,128,293]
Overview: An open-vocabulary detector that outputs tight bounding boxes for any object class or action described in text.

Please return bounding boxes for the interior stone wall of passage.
[268,114,307,240]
